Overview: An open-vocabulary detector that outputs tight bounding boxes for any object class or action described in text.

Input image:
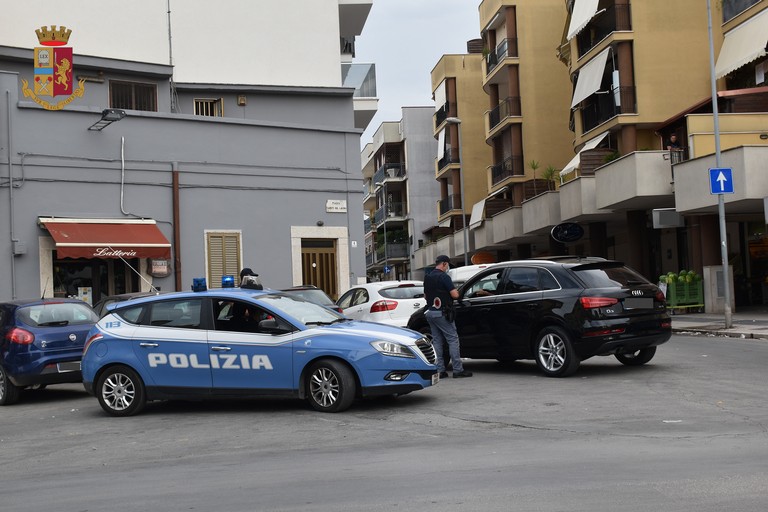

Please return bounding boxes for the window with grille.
[206,231,242,289]
[109,81,157,111]
[194,98,223,117]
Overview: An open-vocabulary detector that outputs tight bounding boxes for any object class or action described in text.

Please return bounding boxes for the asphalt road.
[2,333,767,512]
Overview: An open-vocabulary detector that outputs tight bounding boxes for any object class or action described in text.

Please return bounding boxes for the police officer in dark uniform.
[424,255,472,378]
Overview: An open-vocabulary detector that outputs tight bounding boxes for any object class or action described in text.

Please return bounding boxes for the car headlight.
[370,340,416,358]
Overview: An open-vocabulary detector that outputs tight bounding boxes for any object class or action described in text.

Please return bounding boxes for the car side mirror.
[259,318,288,334]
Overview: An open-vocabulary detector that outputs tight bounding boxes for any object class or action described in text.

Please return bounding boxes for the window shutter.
[206,232,241,288]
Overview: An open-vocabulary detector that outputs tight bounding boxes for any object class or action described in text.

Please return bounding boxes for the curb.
[672,327,768,340]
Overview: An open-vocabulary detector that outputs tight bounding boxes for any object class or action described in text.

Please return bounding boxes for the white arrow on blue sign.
[708,167,734,194]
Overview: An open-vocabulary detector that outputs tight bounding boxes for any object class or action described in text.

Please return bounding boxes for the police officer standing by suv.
[424,255,472,379]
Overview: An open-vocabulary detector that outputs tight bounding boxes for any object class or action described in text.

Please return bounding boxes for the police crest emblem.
[21,25,86,110]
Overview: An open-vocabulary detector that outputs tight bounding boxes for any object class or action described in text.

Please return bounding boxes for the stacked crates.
[660,270,704,312]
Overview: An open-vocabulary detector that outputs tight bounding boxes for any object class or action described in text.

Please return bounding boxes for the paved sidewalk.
[671,306,768,340]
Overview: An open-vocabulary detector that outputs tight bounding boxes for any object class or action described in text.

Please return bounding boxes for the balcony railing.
[491,155,525,186]
[341,62,377,98]
[434,102,456,128]
[437,148,460,171]
[373,163,406,184]
[669,149,688,165]
[438,195,462,216]
[488,96,522,131]
[365,252,374,266]
[364,218,372,234]
[374,202,406,224]
[722,0,761,22]
[486,37,519,75]
[376,242,408,261]
[580,86,636,133]
[576,3,632,57]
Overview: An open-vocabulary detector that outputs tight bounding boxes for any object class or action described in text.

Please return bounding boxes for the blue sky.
[355,1,481,147]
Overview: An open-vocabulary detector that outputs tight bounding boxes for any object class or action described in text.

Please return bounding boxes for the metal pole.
[706,0,732,328]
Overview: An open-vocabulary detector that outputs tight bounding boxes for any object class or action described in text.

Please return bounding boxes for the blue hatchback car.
[0,298,99,405]
[82,288,438,416]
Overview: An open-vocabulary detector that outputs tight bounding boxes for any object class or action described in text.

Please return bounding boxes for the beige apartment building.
[412,0,768,307]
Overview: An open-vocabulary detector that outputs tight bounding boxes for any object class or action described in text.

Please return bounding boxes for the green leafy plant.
[542,165,558,191]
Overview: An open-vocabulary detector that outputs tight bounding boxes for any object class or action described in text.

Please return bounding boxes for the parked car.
[92,291,162,318]
[336,281,425,327]
[407,257,672,377]
[82,288,438,416]
[0,298,100,405]
[279,285,344,313]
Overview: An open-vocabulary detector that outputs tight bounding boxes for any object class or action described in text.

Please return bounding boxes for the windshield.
[17,302,99,327]
[259,294,343,326]
[574,265,650,288]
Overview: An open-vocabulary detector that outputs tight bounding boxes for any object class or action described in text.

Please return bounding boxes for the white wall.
[1,0,342,87]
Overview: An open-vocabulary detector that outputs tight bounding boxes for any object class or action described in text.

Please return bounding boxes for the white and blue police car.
[81,282,438,416]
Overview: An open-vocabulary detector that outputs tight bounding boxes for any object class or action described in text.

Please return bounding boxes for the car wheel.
[615,347,657,366]
[0,365,21,405]
[96,365,146,417]
[306,359,356,413]
[534,326,580,377]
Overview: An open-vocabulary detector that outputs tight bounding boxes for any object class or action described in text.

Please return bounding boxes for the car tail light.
[579,297,619,309]
[370,300,398,313]
[7,327,34,345]
[655,290,666,302]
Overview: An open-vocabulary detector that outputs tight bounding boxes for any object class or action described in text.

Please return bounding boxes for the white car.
[447,264,496,289]
[337,281,425,327]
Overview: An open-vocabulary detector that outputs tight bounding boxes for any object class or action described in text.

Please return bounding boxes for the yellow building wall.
[686,113,768,157]
[432,54,494,215]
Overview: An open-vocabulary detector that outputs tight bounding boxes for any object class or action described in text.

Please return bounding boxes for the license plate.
[624,297,653,309]
[431,372,440,385]
[57,361,81,372]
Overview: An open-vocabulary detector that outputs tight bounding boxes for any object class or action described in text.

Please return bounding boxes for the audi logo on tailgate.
[631,290,643,296]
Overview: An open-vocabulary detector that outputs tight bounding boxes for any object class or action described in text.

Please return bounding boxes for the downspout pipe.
[6,91,17,299]
[172,161,181,291]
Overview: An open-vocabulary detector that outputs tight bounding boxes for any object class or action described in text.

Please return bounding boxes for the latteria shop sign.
[21,25,86,110]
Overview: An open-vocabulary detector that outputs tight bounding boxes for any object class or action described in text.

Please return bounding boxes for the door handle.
[139,342,159,348]
[211,346,232,352]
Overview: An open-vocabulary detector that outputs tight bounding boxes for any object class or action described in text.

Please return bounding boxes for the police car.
[81,285,438,416]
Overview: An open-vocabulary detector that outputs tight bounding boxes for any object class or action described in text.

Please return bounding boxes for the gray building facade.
[0,48,366,303]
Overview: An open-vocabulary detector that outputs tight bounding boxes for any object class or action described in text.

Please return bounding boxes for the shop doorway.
[52,256,140,306]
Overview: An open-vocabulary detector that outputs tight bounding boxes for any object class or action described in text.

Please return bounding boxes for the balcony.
[576,3,632,57]
[376,242,408,261]
[364,217,372,234]
[374,202,406,224]
[438,195,462,216]
[580,86,636,132]
[722,0,762,22]
[373,162,405,184]
[594,151,674,210]
[436,148,460,173]
[434,101,456,129]
[485,37,518,76]
[341,63,377,98]
[487,96,521,132]
[490,155,524,186]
